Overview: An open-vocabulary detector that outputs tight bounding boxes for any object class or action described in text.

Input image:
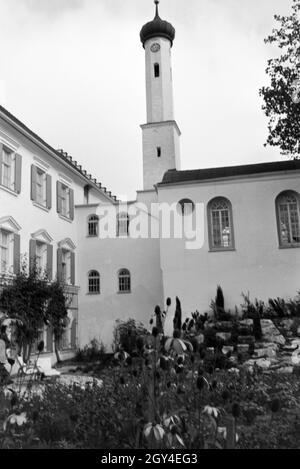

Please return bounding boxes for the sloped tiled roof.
[159,160,300,186]
[0,105,118,203]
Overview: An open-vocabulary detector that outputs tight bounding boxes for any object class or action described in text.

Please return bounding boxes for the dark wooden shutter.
[31,165,37,201]
[56,181,62,214]
[57,248,63,282]
[0,143,3,184]
[46,174,52,210]
[70,252,75,286]
[14,154,22,194]
[13,234,21,274]
[29,239,37,272]
[71,319,77,349]
[47,244,53,281]
[46,326,53,353]
[69,188,74,220]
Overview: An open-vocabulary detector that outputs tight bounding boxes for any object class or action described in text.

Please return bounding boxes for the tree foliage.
[45,280,70,363]
[260,0,300,157]
[0,259,69,361]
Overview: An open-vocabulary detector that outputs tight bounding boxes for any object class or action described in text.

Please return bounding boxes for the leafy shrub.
[75,339,106,362]
[113,319,148,354]
[268,298,288,318]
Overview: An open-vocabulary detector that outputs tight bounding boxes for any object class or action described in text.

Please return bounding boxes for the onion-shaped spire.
[140,0,176,48]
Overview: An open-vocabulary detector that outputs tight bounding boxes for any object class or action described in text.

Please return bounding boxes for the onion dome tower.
[140,1,181,191]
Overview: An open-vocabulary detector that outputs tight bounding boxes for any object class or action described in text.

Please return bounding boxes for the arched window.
[154,63,160,78]
[276,191,300,247]
[88,270,100,294]
[88,215,99,237]
[118,269,131,293]
[207,197,235,250]
[177,198,195,216]
[117,212,130,237]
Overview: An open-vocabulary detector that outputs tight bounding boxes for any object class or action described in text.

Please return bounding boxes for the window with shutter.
[14,154,22,194]
[1,146,16,192]
[46,174,52,209]
[13,234,20,274]
[57,182,74,220]
[0,229,12,274]
[47,244,53,280]
[32,165,49,208]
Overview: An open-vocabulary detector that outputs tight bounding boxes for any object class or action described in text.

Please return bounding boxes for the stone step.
[238,335,255,345]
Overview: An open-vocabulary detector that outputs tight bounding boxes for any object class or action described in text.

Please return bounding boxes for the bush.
[113,319,148,354]
[75,339,106,362]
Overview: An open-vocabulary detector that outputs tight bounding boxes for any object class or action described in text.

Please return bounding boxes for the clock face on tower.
[150,43,160,53]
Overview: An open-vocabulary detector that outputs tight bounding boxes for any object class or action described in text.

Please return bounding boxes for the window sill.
[59,214,73,223]
[32,201,50,213]
[209,248,236,253]
[0,184,18,197]
[87,292,101,295]
[117,291,132,295]
[86,235,98,239]
[279,244,300,249]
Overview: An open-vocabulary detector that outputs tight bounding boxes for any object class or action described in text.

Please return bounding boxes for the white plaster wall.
[0,119,109,279]
[142,122,180,190]
[145,37,174,123]
[76,204,163,351]
[158,172,300,321]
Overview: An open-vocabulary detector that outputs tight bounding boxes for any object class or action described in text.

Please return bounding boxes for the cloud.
[15,0,85,17]
[0,0,294,199]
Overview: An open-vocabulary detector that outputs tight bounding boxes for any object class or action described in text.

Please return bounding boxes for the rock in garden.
[238,335,255,344]
[280,319,294,331]
[291,339,300,349]
[216,332,231,342]
[222,345,234,355]
[238,324,253,335]
[276,366,294,374]
[254,358,271,369]
[260,320,286,345]
[237,344,249,353]
[254,347,277,359]
[256,342,279,351]
[215,321,233,331]
[239,319,253,327]
[291,352,300,365]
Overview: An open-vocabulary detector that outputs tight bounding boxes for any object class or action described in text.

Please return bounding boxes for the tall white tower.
[140,1,181,190]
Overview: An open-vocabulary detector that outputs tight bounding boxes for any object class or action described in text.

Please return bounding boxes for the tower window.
[154,63,160,78]
[157,147,161,158]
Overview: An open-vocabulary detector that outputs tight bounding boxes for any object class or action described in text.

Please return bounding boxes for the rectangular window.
[212,209,231,248]
[61,185,70,218]
[36,242,47,272]
[62,249,71,284]
[36,168,47,206]
[1,148,15,191]
[0,230,9,274]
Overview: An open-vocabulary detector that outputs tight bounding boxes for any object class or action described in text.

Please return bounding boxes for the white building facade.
[1,2,300,356]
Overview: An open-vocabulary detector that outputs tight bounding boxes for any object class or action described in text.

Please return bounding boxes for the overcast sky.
[0,0,293,199]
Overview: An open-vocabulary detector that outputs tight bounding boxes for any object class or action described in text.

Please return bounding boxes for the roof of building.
[0,105,118,203]
[140,1,175,47]
[159,160,300,186]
